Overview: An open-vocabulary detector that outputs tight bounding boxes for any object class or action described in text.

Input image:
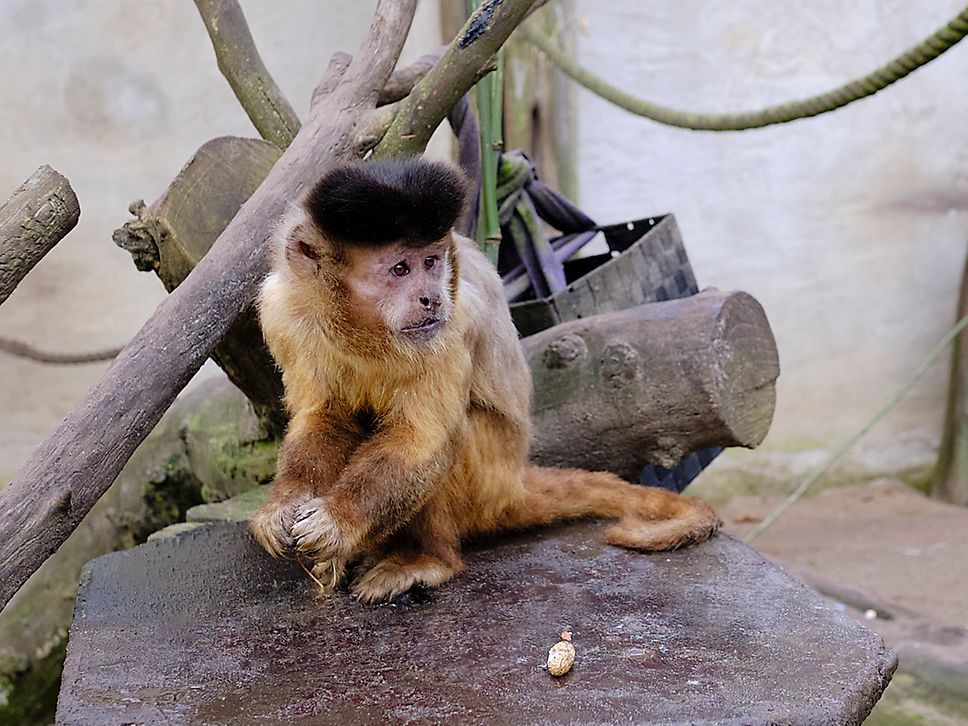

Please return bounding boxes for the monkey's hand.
[290,497,357,565]
[250,491,313,559]
[252,410,365,560]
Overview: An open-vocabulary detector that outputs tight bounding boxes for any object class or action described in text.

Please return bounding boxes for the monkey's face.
[342,238,455,344]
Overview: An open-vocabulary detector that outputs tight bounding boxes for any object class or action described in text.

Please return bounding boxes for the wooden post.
[0,166,79,306]
[932,248,968,504]
[113,137,288,436]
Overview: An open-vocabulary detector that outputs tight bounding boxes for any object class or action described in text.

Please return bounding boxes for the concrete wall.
[0,0,443,482]
[572,0,968,493]
[2,1,965,494]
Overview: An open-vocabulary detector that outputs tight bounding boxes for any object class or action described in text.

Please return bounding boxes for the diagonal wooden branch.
[374,0,537,158]
[0,166,79,306]
[310,52,353,111]
[194,0,301,148]
[0,0,418,611]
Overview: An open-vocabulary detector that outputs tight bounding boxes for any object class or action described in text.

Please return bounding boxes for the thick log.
[525,289,779,480]
[113,136,287,436]
[0,0,538,612]
[0,166,79,306]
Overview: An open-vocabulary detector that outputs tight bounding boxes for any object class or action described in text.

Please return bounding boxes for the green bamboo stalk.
[469,0,505,264]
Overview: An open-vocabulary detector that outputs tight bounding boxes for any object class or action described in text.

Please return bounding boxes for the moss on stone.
[688,443,938,508]
[186,485,271,523]
[0,631,67,726]
[866,666,968,726]
[898,463,935,495]
[137,458,206,544]
[181,382,279,503]
[0,376,279,723]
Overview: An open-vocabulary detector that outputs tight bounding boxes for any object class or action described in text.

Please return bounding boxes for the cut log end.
[711,291,780,449]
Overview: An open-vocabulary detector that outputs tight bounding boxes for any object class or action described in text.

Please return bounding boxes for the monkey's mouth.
[400,316,444,338]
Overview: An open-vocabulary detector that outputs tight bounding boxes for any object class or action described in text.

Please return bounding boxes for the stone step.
[57,522,895,725]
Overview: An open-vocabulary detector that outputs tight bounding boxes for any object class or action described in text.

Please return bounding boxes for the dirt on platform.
[721,479,968,725]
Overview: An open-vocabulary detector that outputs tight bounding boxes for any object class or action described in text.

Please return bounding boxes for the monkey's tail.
[500,466,721,551]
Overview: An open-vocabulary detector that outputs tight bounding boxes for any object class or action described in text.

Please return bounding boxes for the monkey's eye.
[390,261,410,277]
[424,256,439,270]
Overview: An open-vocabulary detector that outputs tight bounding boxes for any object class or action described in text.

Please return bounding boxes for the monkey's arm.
[250,409,364,558]
[290,393,463,563]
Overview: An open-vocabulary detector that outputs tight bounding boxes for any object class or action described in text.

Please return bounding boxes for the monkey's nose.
[419,295,441,311]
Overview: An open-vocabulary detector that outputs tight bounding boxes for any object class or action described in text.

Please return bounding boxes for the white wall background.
[572,0,968,490]
[1,1,965,492]
[0,0,443,481]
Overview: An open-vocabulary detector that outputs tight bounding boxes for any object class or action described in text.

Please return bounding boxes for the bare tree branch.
[379,51,498,108]
[379,51,442,105]
[374,0,537,158]
[343,1,418,99]
[0,0,418,611]
[0,166,79,306]
[310,52,353,111]
[354,101,403,155]
[194,0,301,148]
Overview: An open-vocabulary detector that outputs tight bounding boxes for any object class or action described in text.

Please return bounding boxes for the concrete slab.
[57,522,895,725]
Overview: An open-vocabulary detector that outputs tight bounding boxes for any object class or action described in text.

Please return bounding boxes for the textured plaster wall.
[572,0,968,488]
[0,0,443,481]
[2,1,965,491]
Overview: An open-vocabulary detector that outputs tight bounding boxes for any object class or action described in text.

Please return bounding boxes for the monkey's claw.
[250,495,311,559]
[290,498,350,561]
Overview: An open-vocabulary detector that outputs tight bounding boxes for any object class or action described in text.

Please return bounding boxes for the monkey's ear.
[283,224,325,277]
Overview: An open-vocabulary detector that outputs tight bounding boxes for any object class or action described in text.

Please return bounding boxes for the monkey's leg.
[250,410,364,561]
[290,427,452,567]
[351,503,464,603]
[494,467,721,552]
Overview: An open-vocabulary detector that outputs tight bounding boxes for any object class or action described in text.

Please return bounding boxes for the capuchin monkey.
[251,157,720,603]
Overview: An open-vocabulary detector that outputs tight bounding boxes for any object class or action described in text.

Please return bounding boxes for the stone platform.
[57,522,895,724]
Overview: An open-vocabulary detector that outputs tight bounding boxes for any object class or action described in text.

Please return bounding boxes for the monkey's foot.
[290,497,353,562]
[307,558,347,592]
[250,492,314,559]
[351,554,462,604]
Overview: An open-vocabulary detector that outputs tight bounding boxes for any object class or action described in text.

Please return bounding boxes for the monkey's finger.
[310,559,346,590]
[293,497,325,523]
[250,519,295,559]
[292,518,346,564]
[290,516,321,541]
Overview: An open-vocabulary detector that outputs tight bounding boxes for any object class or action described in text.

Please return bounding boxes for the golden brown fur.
[250,159,720,603]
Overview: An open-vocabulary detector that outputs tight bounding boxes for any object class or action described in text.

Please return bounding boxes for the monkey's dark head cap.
[306,158,468,247]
